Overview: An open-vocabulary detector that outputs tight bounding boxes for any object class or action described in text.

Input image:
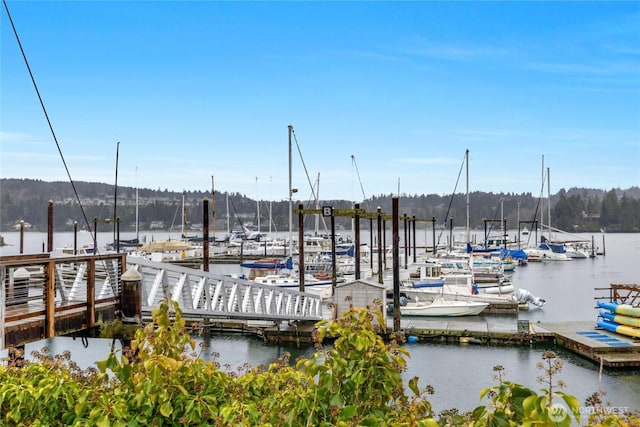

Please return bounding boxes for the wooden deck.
[1,253,125,349]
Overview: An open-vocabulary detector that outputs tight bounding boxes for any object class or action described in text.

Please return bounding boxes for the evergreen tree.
[599,189,619,229]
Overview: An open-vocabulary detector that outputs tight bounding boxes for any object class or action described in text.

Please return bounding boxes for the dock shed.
[332,279,387,324]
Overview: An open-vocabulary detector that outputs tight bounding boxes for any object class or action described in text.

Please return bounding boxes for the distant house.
[149,221,165,229]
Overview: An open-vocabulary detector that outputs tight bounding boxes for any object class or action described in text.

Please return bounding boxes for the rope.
[436,151,467,247]
[351,155,369,210]
[291,128,328,231]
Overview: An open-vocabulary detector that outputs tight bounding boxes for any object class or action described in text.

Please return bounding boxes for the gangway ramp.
[127,257,323,324]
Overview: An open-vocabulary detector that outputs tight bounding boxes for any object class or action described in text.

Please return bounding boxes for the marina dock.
[259,315,640,369]
[535,321,640,368]
[3,248,638,369]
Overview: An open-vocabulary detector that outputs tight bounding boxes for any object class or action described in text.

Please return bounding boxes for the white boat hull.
[400,299,488,317]
[478,283,515,294]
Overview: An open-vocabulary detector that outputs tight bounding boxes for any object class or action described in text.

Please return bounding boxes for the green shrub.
[1,300,637,426]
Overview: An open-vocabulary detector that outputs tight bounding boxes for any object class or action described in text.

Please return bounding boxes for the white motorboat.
[400,296,488,317]
[252,273,344,299]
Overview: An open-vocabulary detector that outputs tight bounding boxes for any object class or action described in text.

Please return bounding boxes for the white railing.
[127,257,323,322]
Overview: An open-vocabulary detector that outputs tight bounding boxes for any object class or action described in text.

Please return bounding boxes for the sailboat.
[247,125,337,297]
[524,161,571,261]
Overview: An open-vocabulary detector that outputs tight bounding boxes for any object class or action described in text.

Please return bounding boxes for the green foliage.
[1,302,637,426]
[299,306,434,425]
[0,301,437,426]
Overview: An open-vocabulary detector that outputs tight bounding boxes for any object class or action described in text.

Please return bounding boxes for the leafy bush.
[0,301,437,426]
[1,300,637,426]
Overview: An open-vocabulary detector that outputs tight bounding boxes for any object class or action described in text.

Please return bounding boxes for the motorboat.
[252,273,344,299]
[400,295,488,317]
[524,237,572,261]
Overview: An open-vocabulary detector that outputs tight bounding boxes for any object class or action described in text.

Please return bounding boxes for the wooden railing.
[1,253,126,350]
[2,253,324,350]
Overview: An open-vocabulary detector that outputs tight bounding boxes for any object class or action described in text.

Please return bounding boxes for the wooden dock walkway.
[259,314,640,368]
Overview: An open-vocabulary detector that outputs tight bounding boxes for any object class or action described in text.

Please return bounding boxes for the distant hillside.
[1,178,638,233]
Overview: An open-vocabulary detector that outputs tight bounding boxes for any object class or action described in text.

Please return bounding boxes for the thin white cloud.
[0,131,30,142]
[402,38,508,60]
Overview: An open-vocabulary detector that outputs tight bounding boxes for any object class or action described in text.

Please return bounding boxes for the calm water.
[2,230,639,416]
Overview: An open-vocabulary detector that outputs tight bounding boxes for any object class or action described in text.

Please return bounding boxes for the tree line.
[1,178,639,233]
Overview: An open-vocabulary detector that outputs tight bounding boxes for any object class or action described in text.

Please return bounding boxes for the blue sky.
[1,1,639,202]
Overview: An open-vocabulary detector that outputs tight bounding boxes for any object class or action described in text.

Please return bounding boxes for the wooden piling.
[121,267,142,322]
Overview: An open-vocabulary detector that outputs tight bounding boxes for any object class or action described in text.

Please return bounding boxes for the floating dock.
[257,317,640,368]
[535,321,640,368]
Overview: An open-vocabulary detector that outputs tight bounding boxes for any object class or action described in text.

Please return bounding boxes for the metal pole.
[93,218,98,254]
[503,218,507,250]
[116,218,120,252]
[298,203,305,292]
[203,198,209,272]
[377,207,383,284]
[113,141,120,245]
[288,125,294,261]
[47,200,53,252]
[403,213,408,270]
[466,148,470,244]
[354,203,361,280]
[432,217,436,255]
[412,215,417,263]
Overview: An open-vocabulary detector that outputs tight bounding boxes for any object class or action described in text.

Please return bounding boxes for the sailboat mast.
[547,167,551,238]
[269,176,273,234]
[181,191,186,238]
[465,148,470,243]
[540,154,545,239]
[226,192,230,233]
[288,125,294,258]
[211,175,215,241]
[314,173,320,236]
[256,176,260,233]
[113,141,120,244]
[135,166,139,240]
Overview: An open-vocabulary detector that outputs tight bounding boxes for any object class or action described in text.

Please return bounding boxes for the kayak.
[597,301,640,318]
[600,310,640,328]
[597,318,640,339]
